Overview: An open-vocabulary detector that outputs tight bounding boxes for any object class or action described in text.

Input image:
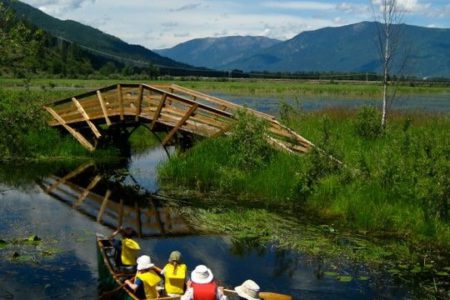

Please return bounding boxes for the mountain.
[155,36,281,69]
[3,0,191,69]
[223,22,450,78]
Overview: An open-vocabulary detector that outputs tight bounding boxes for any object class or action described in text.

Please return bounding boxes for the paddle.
[224,289,292,300]
[98,278,133,300]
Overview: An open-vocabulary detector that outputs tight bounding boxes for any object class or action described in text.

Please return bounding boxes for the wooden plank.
[170,84,274,120]
[73,175,102,207]
[72,97,102,138]
[45,162,93,193]
[97,189,111,222]
[135,85,144,121]
[142,84,232,118]
[118,84,124,121]
[44,107,95,151]
[162,104,198,145]
[97,90,112,126]
[150,93,167,130]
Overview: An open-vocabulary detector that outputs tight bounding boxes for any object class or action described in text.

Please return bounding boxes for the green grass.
[0,87,119,160]
[1,77,449,98]
[158,108,450,249]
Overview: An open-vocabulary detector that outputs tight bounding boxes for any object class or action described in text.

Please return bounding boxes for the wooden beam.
[97,189,111,222]
[162,104,198,145]
[44,106,95,151]
[96,90,112,126]
[72,97,102,138]
[45,162,93,193]
[150,93,167,130]
[135,84,144,121]
[117,84,124,121]
[73,175,102,207]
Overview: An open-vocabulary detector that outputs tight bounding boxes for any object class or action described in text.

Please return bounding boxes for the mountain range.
[157,22,450,78]
[155,36,280,70]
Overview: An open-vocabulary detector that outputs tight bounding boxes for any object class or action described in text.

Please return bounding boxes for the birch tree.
[372,0,404,130]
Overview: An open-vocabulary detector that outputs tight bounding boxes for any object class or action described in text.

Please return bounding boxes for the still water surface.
[0,147,415,300]
[212,92,450,115]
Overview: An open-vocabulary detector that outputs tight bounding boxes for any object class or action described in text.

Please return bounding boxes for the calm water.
[211,93,450,116]
[0,147,416,300]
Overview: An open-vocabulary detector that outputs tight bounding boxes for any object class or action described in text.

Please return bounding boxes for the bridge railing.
[44,83,314,154]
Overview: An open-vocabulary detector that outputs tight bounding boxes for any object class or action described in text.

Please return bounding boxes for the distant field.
[1,78,449,98]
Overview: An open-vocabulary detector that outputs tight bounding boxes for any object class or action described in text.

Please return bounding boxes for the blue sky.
[21,0,450,49]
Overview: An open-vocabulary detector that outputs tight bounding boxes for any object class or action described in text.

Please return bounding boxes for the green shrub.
[354,106,383,138]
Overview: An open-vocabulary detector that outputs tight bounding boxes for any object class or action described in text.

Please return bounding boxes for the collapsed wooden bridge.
[44,83,313,153]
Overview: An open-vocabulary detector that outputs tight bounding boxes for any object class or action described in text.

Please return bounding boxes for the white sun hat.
[191,265,214,284]
[235,279,261,300]
[136,255,154,271]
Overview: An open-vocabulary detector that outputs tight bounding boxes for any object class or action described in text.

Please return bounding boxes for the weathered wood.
[162,104,198,145]
[117,84,124,121]
[46,83,314,155]
[150,93,167,130]
[73,175,102,207]
[135,84,144,121]
[45,162,93,193]
[97,90,112,126]
[97,189,111,222]
[44,106,95,151]
[72,97,102,138]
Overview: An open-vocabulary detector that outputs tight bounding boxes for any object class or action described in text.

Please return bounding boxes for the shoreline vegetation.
[1,77,450,98]
[157,106,450,251]
[1,78,449,296]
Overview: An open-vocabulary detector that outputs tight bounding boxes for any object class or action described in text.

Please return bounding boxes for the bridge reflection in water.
[38,162,193,238]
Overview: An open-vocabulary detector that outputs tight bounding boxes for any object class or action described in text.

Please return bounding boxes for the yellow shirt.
[136,271,162,299]
[163,263,187,295]
[121,238,140,265]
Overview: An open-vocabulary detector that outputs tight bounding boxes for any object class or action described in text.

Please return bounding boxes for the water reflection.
[38,161,193,238]
[0,147,415,299]
[212,92,450,116]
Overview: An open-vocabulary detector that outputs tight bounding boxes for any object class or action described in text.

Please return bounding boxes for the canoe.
[96,235,292,300]
[97,235,180,300]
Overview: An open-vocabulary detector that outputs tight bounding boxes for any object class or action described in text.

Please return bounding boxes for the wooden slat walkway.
[44,83,314,153]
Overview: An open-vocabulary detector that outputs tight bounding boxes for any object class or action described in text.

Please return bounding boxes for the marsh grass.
[1,78,449,97]
[159,107,450,248]
[0,88,118,160]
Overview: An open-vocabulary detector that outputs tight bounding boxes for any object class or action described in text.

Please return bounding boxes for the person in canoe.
[234,280,260,300]
[110,226,141,271]
[161,250,188,297]
[181,264,227,300]
[125,255,162,299]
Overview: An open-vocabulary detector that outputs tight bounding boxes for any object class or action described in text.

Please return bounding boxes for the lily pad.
[410,266,422,273]
[357,276,369,281]
[388,269,400,274]
[443,267,450,272]
[324,271,338,277]
[0,239,8,249]
[435,272,449,276]
[337,275,353,282]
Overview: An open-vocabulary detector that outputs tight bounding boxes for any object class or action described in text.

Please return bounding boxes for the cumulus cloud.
[371,0,430,13]
[264,1,335,10]
[22,0,95,15]
[170,3,202,12]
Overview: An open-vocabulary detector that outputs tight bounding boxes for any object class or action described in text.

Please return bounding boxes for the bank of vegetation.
[0,88,118,161]
[158,107,450,250]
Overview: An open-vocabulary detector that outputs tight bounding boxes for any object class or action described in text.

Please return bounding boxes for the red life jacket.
[192,281,217,300]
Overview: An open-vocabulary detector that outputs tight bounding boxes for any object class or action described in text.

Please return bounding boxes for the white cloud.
[22,0,95,15]
[264,1,335,10]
